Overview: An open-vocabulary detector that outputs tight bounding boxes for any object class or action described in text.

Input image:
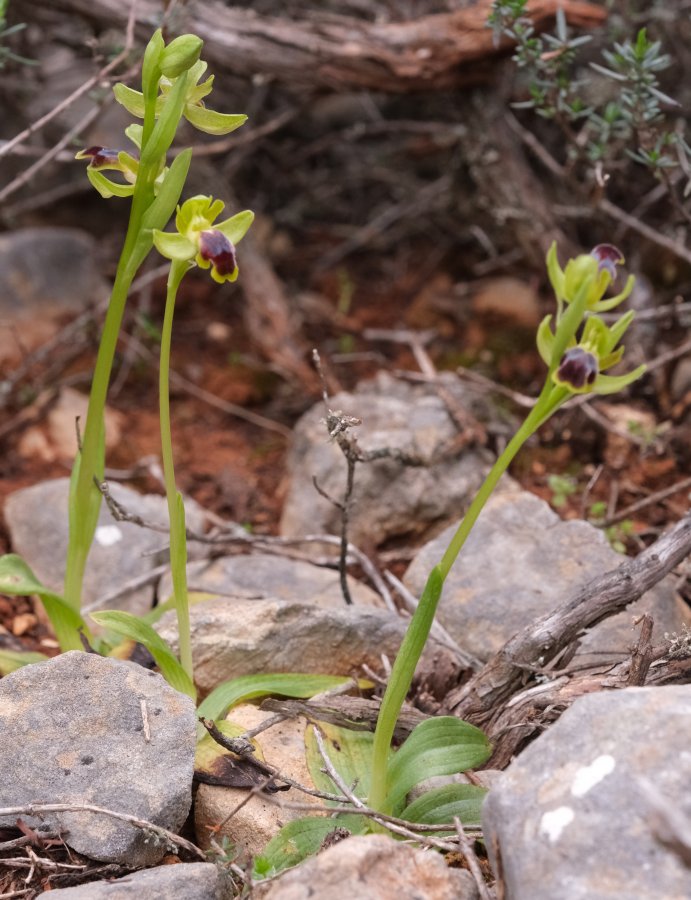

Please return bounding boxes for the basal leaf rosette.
[152,195,254,283]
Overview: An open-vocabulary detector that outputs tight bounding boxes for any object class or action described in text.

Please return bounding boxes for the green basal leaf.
[91,609,196,700]
[113,83,146,119]
[400,783,487,829]
[305,722,373,805]
[0,554,90,652]
[386,717,492,816]
[254,814,367,879]
[183,106,247,136]
[215,210,255,245]
[196,673,357,736]
[0,648,48,675]
[152,230,196,262]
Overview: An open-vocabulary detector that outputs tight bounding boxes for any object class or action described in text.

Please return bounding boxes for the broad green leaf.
[197,673,355,726]
[400,783,487,829]
[0,648,48,675]
[0,554,90,652]
[386,717,491,815]
[91,609,195,700]
[253,814,367,879]
[305,722,373,805]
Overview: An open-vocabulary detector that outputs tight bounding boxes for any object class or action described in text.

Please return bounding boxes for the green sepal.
[592,365,647,394]
[113,83,146,119]
[591,274,635,312]
[92,609,196,699]
[536,314,555,366]
[153,230,196,261]
[215,209,255,245]
[184,106,247,136]
[605,308,635,352]
[546,241,565,302]
[86,168,134,199]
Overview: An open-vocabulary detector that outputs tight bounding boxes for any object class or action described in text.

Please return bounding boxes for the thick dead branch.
[43,0,606,93]
[443,513,691,729]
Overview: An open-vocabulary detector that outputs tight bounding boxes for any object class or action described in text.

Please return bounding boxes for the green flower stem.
[159,259,194,680]
[367,382,569,814]
[63,72,170,610]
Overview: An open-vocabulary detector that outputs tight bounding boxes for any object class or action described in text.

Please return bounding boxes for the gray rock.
[404,489,690,663]
[0,228,106,316]
[0,652,196,866]
[254,834,478,900]
[159,553,382,608]
[5,477,204,618]
[39,863,228,899]
[280,372,495,547]
[157,596,444,696]
[483,686,691,899]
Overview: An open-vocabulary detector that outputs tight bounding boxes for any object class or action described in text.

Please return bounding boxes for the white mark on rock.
[95,525,123,547]
[571,754,616,798]
[540,806,575,843]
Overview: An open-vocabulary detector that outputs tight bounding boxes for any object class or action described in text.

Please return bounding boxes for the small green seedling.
[548,473,578,508]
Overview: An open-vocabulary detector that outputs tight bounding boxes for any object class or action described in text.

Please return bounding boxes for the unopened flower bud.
[159,34,203,79]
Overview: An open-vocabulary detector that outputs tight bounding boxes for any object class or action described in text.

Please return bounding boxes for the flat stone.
[159,553,382,608]
[404,489,690,663]
[5,477,204,618]
[0,652,196,866]
[254,834,479,900]
[195,704,322,857]
[280,372,494,547]
[0,228,105,316]
[39,863,229,899]
[483,686,691,899]
[157,596,444,697]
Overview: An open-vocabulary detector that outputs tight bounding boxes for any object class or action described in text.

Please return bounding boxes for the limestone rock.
[0,652,196,867]
[39,863,228,899]
[404,489,690,663]
[483,686,691,899]
[280,372,494,547]
[195,704,322,857]
[159,553,381,608]
[157,595,442,696]
[254,834,479,900]
[5,478,204,618]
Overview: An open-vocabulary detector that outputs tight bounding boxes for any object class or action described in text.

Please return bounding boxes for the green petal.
[215,210,254,245]
[188,75,214,105]
[113,83,146,118]
[86,168,135,199]
[536,314,555,367]
[152,230,196,261]
[593,365,647,395]
[184,106,247,136]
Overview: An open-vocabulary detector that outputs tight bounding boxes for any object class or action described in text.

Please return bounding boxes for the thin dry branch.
[444,512,691,728]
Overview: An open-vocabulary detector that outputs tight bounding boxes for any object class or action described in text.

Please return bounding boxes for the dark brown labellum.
[557,347,598,390]
[199,229,237,276]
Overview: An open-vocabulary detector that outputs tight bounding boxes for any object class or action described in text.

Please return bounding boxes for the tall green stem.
[367,383,569,813]
[160,260,194,679]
